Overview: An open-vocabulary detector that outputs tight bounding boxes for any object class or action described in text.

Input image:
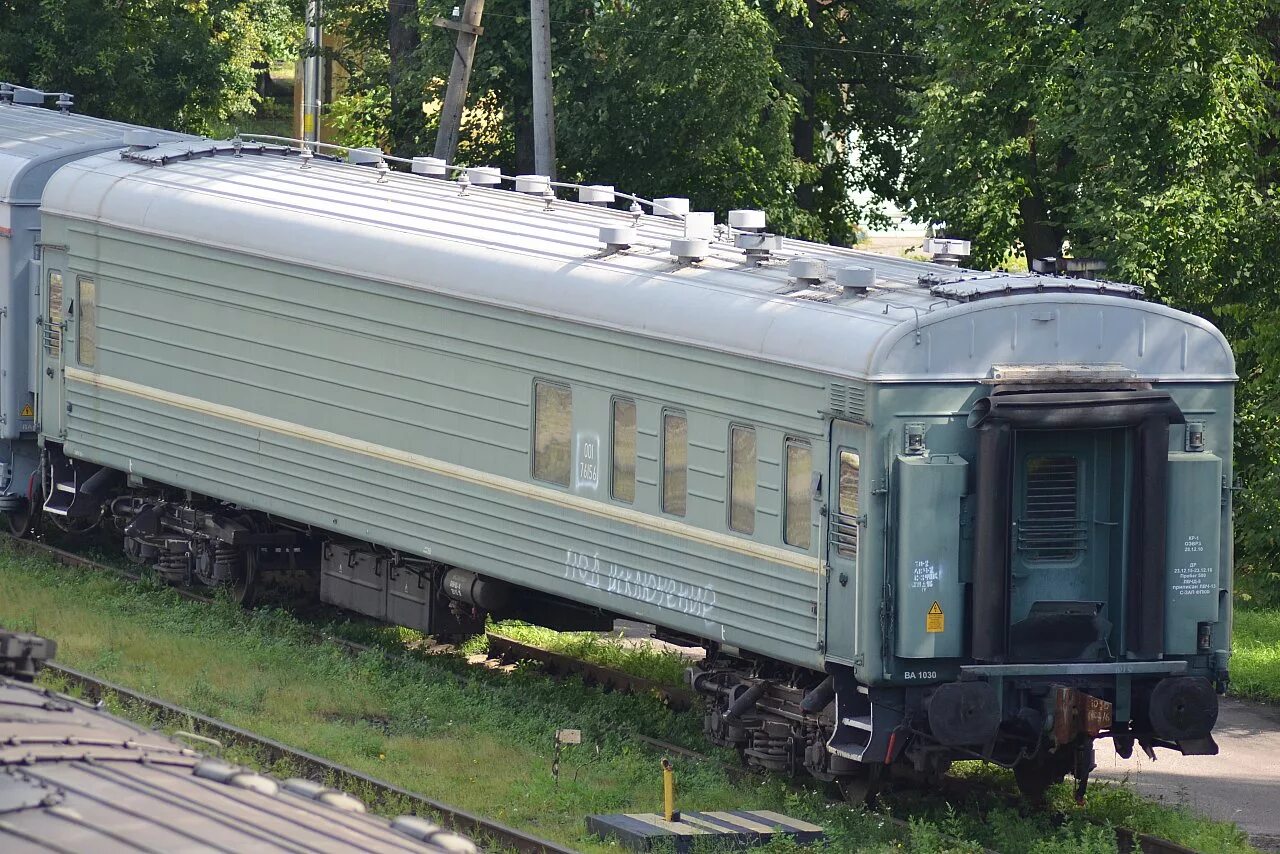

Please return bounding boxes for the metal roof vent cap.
[466,166,502,187]
[122,129,160,151]
[836,265,876,297]
[923,237,971,267]
[653,197,690,218]
[727,209,766,232]
[411,156,447,178]
[789,257,828,284]
[348,146,382,166]
[599,226,636,251]
[736,231,783,259]
[670,237,709,262]
[515,174,550,194]
[579,185,615,206]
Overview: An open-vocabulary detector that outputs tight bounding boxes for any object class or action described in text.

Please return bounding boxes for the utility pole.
[529,0,556,179]
[303,0,322,145]
[433,0,487,164]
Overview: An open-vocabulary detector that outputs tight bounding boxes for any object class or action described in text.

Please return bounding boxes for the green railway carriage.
[0,94,188,528]
[21,134,1235,798]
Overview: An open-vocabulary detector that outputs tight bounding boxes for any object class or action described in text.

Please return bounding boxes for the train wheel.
[229,548,260,608]
[3,497,36,538]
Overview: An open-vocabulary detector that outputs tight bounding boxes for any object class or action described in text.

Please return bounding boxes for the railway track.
[42,662,575,854]
[0,535,1214,854]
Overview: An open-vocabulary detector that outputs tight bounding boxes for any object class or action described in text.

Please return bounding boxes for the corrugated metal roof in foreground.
[0,674,466,853]
[41,141,1234,382]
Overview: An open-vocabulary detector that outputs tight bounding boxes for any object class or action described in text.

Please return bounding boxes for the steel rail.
[42,662,575,854]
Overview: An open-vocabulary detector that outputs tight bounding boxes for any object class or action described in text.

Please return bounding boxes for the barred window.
[77,276,96,368]
[532,381,572,485]
[611,398,636,503]
[784,439,812,549]
[835,451,860,556]
[46,270,63,356]
[728,425,756,534]
[662,411,687,516]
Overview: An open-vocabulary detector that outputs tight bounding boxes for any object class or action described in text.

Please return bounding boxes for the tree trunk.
[1018,193,1064,263]
[791,0,821,212]
[388,0,421,158]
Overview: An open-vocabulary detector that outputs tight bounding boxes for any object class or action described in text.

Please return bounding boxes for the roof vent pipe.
[411,156,448,178]
[789,257,827,284]
[653,197,690,218]
[670,238,709,262]
[579,185,615,206]
[727,209,766,232]
[122,129,160,151]
[515,174,550,194]
[836,265,876,297]
[466,166,502,187]
[599,226,636,251]
[348,146,382,166]
[923,237,971,267]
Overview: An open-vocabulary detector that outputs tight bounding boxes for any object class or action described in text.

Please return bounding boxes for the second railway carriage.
[19,132,1235,798]
[0,89,188,529]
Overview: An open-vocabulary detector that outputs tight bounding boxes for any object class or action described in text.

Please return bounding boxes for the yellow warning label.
[926,601,945,633]
[19,404,33,418]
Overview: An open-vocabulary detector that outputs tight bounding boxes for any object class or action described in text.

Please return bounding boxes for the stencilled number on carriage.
[575,433,601,490]
[902,671,938,681]
[1183,535,1204,553]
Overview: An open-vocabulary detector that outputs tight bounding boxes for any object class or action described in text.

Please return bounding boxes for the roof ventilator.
[923,237,971,267]
[671,211,714,262]
[515,174,550,194]
[348,146,382,166]
[789,257,828,285]
[122,129,161,152]
[580,185,616,206]
[466,166,502,187]
[653,197,691,218]
[837,266,876,297]
[729,208,782,260]
[411,156,448,178]
[599,226,636,251]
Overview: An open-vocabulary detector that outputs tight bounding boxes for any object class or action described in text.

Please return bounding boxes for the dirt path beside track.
[1095,697,1280,851]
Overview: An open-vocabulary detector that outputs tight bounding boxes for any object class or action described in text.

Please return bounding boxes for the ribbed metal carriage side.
[43,222,847,668]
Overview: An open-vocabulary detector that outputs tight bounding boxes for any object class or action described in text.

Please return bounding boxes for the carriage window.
[835,450,860,556]
[1021,455,1082,562]
[662,411,687,516]
[46,270,63,357]
[77,276,96,367]
[784,439,812,549]
[532,381,572,485]
[728,425,756,534]
[612,398,636,503]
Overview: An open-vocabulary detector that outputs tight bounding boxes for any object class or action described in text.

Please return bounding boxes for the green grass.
[0,544,1259,853]
[1231,608,1280,702]
[468,621,693,687]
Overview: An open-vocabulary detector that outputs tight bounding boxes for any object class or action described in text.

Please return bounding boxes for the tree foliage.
[323,0,913,242]
[0,0,300,133]
[905,0,1280,590]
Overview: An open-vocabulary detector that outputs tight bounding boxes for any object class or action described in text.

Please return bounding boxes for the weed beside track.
[0,542,1261,853]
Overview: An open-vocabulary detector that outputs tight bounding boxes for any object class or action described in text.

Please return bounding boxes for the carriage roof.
[40,139,1235,384]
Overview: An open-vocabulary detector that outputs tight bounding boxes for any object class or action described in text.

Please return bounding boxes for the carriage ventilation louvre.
[1017,455,1086,562]
[827,383,866,420]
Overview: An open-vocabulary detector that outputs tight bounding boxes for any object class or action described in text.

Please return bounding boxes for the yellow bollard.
[662,758,680,822]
